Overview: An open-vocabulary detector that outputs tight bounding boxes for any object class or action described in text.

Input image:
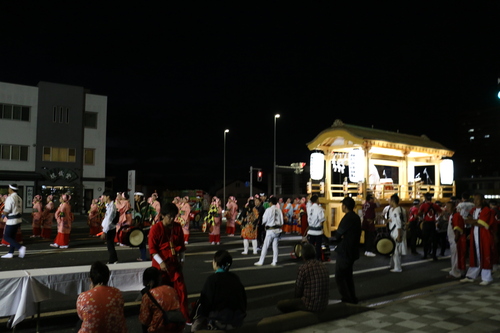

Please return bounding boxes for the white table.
[0,262,150,327]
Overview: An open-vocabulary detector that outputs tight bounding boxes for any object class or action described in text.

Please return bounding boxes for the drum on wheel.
[118,225,145,247]
[376,236,395,255]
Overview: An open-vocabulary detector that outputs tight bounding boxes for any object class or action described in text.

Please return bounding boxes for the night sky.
[2,3,500,192]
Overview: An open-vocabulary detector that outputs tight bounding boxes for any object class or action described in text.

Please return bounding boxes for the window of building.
[0,103,30,121]
[84,112,98,128]
[42,147,76,162]
[53,106,70,123]
[84,148,95,165]
[0,144,29,161]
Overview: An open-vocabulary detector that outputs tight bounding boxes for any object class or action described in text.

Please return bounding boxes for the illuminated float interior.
[307,119,455,236]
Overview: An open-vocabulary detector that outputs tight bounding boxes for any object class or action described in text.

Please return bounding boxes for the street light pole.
[274,114,280,196]
[223,129,229,205]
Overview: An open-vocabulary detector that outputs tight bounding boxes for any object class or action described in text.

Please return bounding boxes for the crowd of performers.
[0,190,74,250]
[7,186,498,284]
[200,194,314,254]
[361,191,500,285]
[1,190,318,259]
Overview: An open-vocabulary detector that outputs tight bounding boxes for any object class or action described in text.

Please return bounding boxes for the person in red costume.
[177,196,191,244]
[50,194,73,249]
[299,197,309,237]
[446,200,466,278]
[41,195,55,239]
[31,195,43,238]
[225,196,238,237]
[87,198,102,236]
[149,202,189,321]
[461,193,495,285]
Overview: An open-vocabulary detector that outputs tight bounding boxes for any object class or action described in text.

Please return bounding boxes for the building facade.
[0,81,107,213]
[454,106,500,197]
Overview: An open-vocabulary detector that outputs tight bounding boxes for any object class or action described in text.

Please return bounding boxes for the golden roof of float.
[307,119,454,158]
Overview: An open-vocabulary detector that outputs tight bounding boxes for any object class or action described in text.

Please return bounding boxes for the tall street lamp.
[223,129,229,205]
[274,114,280,196]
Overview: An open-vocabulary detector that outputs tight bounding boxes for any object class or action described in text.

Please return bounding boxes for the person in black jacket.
[254,196,266,249]
[334,196,362,304]
[191,250,247,331]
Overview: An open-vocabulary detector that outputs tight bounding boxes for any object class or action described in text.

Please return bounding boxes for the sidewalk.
[285,278,500,333]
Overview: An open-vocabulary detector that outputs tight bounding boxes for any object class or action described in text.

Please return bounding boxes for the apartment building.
[0,81,107,213]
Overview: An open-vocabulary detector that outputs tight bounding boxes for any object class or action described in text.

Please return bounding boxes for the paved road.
[1,214,458,332]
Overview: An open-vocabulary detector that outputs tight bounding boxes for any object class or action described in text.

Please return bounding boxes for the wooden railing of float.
[311,181,456,201]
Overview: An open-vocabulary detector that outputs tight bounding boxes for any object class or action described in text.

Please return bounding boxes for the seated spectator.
[139,267,185,333]
[191,250,246,331]
[277,243,330,313]
[76,261,127,333]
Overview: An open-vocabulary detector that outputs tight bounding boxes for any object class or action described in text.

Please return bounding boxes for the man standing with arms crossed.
[334,197,361,304]
[1,184,25,259]
[307,195,325,261]
[254,197,283,266]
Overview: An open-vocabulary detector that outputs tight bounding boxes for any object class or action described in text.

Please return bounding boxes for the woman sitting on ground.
[139,266,185,333]
[192,250,247,331]
[76,261,127,332]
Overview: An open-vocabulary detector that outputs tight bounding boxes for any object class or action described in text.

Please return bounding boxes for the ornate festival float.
[307,119,455,238]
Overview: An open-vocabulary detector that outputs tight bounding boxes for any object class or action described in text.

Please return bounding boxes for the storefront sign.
[45,168,79,182]
[26,186,33,208]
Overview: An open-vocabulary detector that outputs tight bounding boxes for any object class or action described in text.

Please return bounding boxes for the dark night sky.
[2,3,500,191]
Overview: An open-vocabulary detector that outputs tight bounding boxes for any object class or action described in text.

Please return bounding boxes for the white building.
[0,81,107,213]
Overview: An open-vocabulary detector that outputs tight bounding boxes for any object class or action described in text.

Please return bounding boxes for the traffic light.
[497,77,500,99]
[257,171,263,182]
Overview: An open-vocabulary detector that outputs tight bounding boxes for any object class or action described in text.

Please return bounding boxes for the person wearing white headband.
[1,184,26,259]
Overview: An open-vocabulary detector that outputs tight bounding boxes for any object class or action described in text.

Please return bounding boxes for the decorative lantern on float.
[310,150,325,180]
[440,159,454,185]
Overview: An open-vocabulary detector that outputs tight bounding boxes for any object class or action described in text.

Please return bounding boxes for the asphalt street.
[0,215,456,332]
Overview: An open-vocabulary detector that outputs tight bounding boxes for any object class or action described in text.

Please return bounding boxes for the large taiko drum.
[118,225,145,247]
[376,236,395,255]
